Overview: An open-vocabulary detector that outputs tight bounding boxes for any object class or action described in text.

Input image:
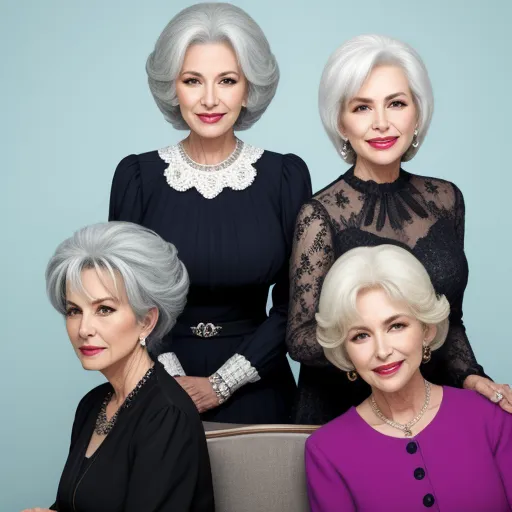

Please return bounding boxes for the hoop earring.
[422,342,431,364]
[139,337,147,348]
[347,370,358,382]
[411,129,419,148]
[341,139,351,159]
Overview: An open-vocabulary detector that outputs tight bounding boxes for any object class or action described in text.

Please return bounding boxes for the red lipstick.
[367,136,398,150]
[79,346,106,357]
[197,113,225,124]
[372,360,404,376]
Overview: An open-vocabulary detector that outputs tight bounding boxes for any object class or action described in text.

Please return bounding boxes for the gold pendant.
[404,429,413,437]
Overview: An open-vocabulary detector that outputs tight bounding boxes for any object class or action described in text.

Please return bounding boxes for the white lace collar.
[158,139,264,199]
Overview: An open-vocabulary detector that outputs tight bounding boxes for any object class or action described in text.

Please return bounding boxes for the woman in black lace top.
[286,35,512,425]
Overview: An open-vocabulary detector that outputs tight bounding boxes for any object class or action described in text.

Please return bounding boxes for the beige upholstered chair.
[203,423,318,512]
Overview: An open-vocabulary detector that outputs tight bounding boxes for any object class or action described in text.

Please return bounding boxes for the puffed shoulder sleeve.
[125,406,214,512]
[281,154,313,246]
[108,155,143,223]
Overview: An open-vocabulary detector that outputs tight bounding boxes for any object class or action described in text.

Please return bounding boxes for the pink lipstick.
[367,137,398,150]
[373,360,404,376]
[197,113,225,124]
[79,346,106,357]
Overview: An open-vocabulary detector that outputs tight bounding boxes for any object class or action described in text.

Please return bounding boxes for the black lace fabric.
[287,167,487,424]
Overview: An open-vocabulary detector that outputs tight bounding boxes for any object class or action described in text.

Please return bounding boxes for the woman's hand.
[175,376,220,413]
[464,375,512,413]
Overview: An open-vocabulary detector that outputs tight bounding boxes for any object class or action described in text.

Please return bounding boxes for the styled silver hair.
[319,34,434,164]
[45,222,189,347]
[146,2,279,131]
[316,245,450,372]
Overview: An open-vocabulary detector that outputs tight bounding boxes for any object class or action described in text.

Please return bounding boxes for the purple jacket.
[305,387,512,511]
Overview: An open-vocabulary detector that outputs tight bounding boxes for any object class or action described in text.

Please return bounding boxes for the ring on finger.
[492,391,504,403]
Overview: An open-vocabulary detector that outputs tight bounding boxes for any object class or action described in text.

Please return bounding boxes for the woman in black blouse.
[109,3,311,424]
[22,222,214,512]
[286,34,512,425]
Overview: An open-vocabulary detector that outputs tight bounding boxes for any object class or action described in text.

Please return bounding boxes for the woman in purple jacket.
[305,245,512,512]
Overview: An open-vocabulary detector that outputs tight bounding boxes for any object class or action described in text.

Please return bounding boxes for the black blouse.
[287,167,487,424]
[50,363,214,511]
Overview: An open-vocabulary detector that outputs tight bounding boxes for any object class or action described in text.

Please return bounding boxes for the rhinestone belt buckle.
[191,322,222,338]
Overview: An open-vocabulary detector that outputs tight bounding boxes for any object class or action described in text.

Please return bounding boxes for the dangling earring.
[422,342,431,363]
[341,138,351,159]
[347,370,358,382]
[411,129,419,148]
[139,336,147,348]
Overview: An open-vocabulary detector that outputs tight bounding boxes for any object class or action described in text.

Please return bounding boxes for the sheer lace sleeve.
[440,184,487,386]
[286,201,335,366]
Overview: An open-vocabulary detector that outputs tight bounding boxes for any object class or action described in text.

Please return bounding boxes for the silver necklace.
[179,138,244,172]
[94,365,155,436]
[370,379,431,437]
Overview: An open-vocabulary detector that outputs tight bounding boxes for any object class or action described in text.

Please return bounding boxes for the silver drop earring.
[412,129,419,148]
[139,336,147,348]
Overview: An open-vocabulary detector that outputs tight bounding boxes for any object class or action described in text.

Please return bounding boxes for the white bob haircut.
[316,245,450,372]
[319,34,434,164]
[146,2,279,131]
[45,222,189,348]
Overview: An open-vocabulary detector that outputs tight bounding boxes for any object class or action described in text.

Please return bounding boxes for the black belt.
[174,318,261,338]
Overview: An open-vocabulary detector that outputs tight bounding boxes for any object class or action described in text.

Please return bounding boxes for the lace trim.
[158,139,264,199]
[216,353,260,394]
[158,352,186,377]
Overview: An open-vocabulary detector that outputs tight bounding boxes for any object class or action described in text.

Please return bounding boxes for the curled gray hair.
[45,222,189,347]
[319,34,434,163]
[316,245,450,372]
[146,2,279,130]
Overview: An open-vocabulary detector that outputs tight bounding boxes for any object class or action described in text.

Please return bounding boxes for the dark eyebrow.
[180,71,202,77]
[349,92,409,104]
[180,70,240,78]
[382,314,407,325]
[349,314,409,332]
[65,297,118,307]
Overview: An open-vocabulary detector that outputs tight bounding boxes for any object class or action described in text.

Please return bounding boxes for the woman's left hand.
[464,375,512,413]
[175,376,220,413]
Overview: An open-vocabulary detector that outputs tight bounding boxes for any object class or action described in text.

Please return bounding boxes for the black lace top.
[287,167,487,425]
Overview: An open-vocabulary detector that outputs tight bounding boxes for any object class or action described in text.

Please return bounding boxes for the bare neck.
[353,156,401,184]
[102,347,153,406]
[183,130,238,165]
[371,370,428,424]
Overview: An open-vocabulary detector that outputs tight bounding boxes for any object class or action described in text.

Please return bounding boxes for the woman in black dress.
[109,3,311,424]
[21,222,214,512]
[286,34,512,425]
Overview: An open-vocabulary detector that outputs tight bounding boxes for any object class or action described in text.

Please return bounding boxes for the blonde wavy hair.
[316,245,450,371]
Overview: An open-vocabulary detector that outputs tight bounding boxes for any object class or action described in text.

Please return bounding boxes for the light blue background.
[2,0,511,509]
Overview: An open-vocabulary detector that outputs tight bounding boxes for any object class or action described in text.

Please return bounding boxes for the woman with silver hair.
[287,34,511,424]
[109,3,311,424]
[21,222,214,512]
[305,245,512,511]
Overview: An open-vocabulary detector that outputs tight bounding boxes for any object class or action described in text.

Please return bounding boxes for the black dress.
[109,142,312,424]
[50,362,214,511]
[287,167,487,425]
